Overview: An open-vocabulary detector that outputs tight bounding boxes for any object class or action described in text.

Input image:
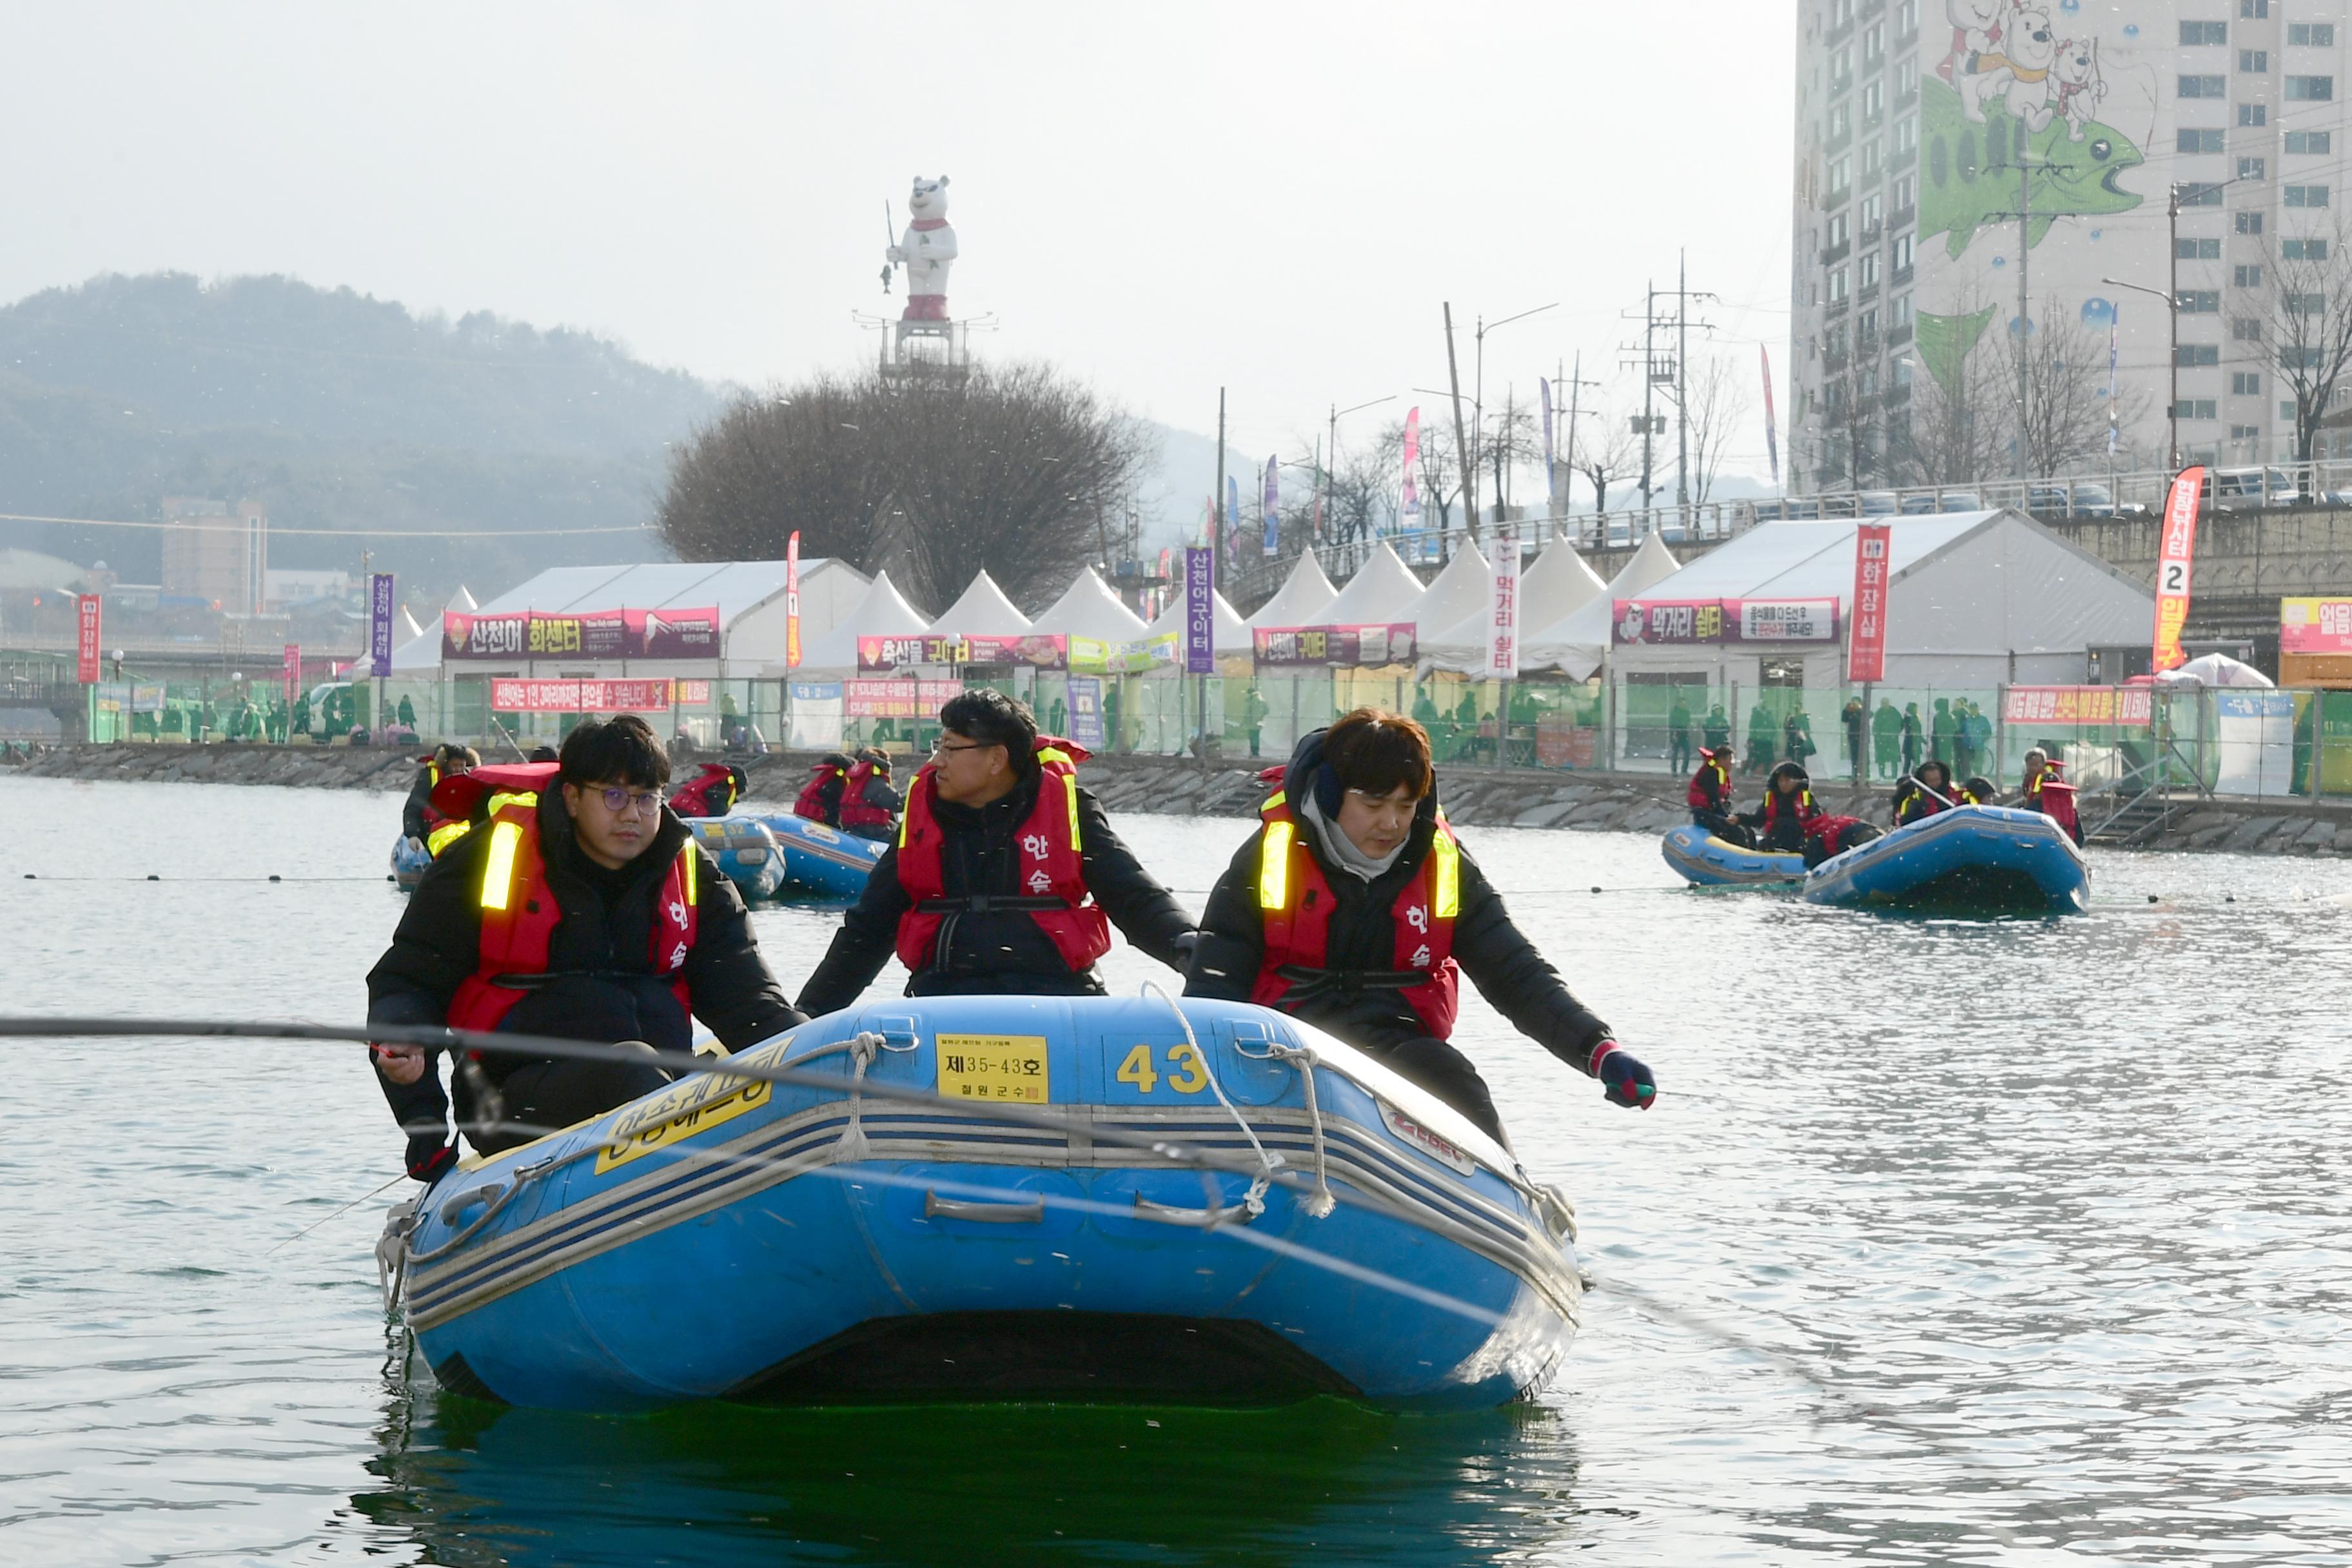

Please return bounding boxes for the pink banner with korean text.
[489,678,675,713]
[445,607,720,661]
[844,678,965,718]
[1251,623,1418,669]
[2001,686,2154,727]
[857,633,1068,672]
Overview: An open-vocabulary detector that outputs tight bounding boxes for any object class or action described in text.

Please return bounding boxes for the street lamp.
[2101,275,2180,471]
[1473,303,1558,524]
[1324,394,1396,554]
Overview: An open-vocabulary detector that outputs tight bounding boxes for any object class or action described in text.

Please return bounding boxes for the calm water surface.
[1,774,2345,1566]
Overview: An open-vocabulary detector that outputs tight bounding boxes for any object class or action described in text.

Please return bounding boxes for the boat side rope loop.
[1141,981,1294,1221]
[1234,1037,1337,1219]
[789,1030,912,1162]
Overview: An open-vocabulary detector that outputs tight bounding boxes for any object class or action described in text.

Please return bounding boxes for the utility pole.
[2168,182,2182,471]
[1558,352,1602,527]
[1640,281,1656,507]
[1442,304,1475,556]
[1214,386,1226,589]
[1678,250,1692,509]
[2017,153,2032,485]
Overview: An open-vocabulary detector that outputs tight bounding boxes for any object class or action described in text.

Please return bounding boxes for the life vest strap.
[914,894,1071,915]
[1272,963,1430,996]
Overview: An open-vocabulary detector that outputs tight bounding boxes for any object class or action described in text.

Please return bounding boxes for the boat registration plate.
[936,1034,1051,1104]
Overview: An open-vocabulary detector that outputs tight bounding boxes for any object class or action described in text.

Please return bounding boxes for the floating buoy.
[146,874,159,881]
[269,874,282,883]
[1591,886,1603,894]
[21,873,31,880]
[2147,894,2159,903]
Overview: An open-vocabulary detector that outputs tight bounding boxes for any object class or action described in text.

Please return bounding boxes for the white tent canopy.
[2156,652,2273,687]
[1421,536,1609,674]
[928,570,1032,636]
[446,584,479,613]
[792,568,934,674]
[1404,540,1491,644]
[1608,532,1682,597]
[1518,530,1685,679]
[1145,583,1252,658]
[1246,553,1340,628]
[397,606,426,642]
[1032,567,1148,642]
[1317,542,1427,626]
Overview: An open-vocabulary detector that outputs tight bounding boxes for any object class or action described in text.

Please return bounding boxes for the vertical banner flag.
[1539,378,1557,515]
[2152,466,2207,672]
[1226,476,1241,560]
[2106,314,2121,456]
[1760,346,1781,487]
[75,593,103,683]
[1847,522,1892,682]
[785,529,803,669]
[1398,406,1422,540]
[368,573,395,678]
[1183,546,1215,674]
[1487,525,1521,679]
[282,643,301,707]
[1262,454,1280,556]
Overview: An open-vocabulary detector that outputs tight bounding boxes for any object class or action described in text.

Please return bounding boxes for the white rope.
[1139,981,1293,1220]
[801,1030,913,1161]
[1235,1037,1336,1219]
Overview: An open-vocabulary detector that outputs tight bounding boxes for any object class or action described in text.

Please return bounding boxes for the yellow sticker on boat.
[935,1034,1050,1104]
[594,1070,771,1174]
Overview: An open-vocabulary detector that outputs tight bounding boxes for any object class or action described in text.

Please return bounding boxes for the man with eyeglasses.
[365,714,803,1181]
[796,689,1195,1016]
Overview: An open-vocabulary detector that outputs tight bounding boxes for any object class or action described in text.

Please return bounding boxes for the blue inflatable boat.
[760,812,888,898]
[1660,823,1807,887]
[687,816,786,903]
[382,995,1583,1413]
[1802,804,2089,914]
[389,834,433,892]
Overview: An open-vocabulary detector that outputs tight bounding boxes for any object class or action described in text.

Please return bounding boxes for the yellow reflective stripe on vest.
[485,789,538,817]
[1259,820,1294,910]
[1064,771,1082,853]
[479,819,524,912]
[1261,789,1287,815]
[680,841,699,905]
[1431,827,1460,919]
[1038,747,1072,768]
[426,819,471,857]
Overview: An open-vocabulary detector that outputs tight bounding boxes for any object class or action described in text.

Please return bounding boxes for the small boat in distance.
[1801,804,2089,914]
[1660,824,1807,888]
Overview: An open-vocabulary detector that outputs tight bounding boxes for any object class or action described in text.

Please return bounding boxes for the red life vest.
[793,763,846,824]
[669,761,738,819]
[1759,785,1820,830]
[2027,766,2082,840]
[839,759,896,830]
[1805,814,1869,856]
[892,738,1111,976]
[1250,787,1463,1041]
[1686,760,1731,812]
[444,789,701,1037]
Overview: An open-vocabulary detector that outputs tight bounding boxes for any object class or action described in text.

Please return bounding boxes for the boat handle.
[923,1190,1044,1224]
[1132,1193,1257,1229]
[438,1181,508,1226]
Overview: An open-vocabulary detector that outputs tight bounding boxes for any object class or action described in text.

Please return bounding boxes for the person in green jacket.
[1668,697,1694,774]
[1745,701,1775,776]
[1242,683,1271,758]
[1872,699,1902,779]
[1930,698,1959,765]
[397,694,416,729]
[1702,704,1732,752]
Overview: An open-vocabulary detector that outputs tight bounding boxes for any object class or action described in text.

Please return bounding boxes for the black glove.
[405,1132,456,1183]
[1591,1043,1657,1110]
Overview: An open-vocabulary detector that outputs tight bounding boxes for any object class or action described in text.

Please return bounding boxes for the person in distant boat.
[792,753,854,827]
[366,715,803,1181]
[836,748,902,841]
[1185,709,1654,1144]
[1685,743,1750,846]
[796,689,1195,1017]
[1741,761,1822,852]
[529,745,559,762]
[670,760,747,818]
[1959,775,1999,805]
[1892,758,1958,826]
[402,743,479,857]
[2017,749,2084,844]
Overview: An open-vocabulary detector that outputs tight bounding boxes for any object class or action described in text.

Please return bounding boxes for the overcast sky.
[3,1,1795,475]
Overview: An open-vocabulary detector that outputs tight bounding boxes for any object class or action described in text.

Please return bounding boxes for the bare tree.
[2263,215,2352,461]
[1680,356,1754,502]
[1570,411,1641,514]
[657,360,1153,610]
[2008,304,2147,477]
[1892,300,2006,487]
[1371,416,1461,535]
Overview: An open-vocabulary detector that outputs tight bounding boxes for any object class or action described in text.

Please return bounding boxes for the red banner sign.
[785,531,802,670]
[282,643,302,707]
[2001,685,2154,726]
[845,678,965,718]
[1613,598,1723,645]
[1847,522,1891,681]
[857,634,1068,672]
[2152,466,2205,674]
[488,678,674,713]
[444,607,721,662]
[1612,597,1840,645]
[75,594,102,683]
[1251,623,1418,668]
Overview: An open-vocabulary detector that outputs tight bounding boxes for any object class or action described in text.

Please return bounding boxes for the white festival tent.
[926,570,1032,636]
[789,568,934,675]
[1143,583,1253,662]
[1031,567,1148,643]
[1245,553,1340,629]
[1518,531,1685,680]
[2155,651,2273,687]
[1402,540,1491,645]
[1316,541,1427,627]
[1421,535,1610,674]
[446,584,479,613]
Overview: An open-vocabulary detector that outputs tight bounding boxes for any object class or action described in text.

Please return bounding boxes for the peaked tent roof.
[794,568,934,672]
[446,585,479,612]
[1606,532,1683,597]
[1518,532,1687,680]
[1246,553,1340,628]
[1421,537,1609,673]
[1317,542,1427,626]
[1406,540,1491,642]
[1145,583,1252,654]
[927,570,1032,636]
[471,560,856,629]
[397,606,426,642]
[1032,567,1149,642]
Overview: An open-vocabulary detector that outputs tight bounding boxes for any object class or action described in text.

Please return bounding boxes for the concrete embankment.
[12,742,2352,857]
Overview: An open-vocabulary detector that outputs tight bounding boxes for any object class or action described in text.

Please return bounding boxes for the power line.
[0,511,653,538]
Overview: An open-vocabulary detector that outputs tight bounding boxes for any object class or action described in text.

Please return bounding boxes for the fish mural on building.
[1914,303,1999,400]
[1921,74,2141,259]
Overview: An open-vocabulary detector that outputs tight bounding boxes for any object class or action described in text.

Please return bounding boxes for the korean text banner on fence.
[843,678,963,718]
[2280,597,2352,654]
[2001,685,2153,726]
[857,634,1068,673]
[1251,623,1418,669]
[445,608,721,661]
[1612,597,1839,645]
[489,679,674,713]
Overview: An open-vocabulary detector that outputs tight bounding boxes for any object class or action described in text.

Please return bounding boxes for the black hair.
[1963,775,1996,801]
[820,752,853,770]
[1768,760,1809,790]
[939,689,1038,774]
[527,745,558,763]
[559,713,670,789]
[1321,709,1434,803]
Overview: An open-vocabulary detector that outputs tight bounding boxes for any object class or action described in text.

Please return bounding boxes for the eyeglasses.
[930,740,988,758]
[597,787,665,816]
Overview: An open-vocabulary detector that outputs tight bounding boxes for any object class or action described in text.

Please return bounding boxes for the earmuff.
[1312,762,1344,817]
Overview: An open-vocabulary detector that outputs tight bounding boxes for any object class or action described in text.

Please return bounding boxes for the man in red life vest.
[401,743,479,858]
[1893,757,1958,826]
[1184,709,1653,1144]
[838,748,902,841]
[1743,761,1823,852]
[796,690,1194,1015]
[366,715,802,1181]
[1686,743,1751,846]
[2018,749,2084,843]
[670,760,747,818]
[793,754,854,827]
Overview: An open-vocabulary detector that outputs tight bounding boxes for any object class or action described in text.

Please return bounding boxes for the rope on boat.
[1235,1035,1337,1219]
[1140,980,1290,1222]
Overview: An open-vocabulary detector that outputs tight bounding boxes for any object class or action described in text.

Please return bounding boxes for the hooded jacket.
[1184,728,1612,1072]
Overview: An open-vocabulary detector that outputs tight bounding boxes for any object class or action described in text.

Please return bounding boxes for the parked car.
[1858,490,1901,516]
[2026,482,2117,518]
[2210,466,2305,509]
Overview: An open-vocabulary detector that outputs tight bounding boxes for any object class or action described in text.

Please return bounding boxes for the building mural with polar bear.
[1789,0,2351,492]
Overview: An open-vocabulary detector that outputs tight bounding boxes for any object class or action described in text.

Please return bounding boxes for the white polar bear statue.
[887,176,957,323]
